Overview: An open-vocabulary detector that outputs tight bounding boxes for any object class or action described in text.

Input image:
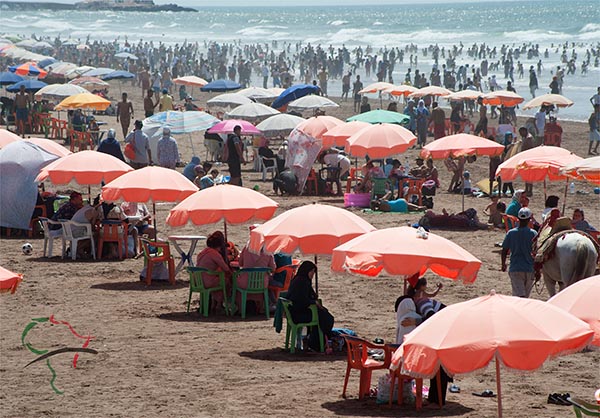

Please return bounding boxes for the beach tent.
[0,141,58,230]
[286,127,322,194]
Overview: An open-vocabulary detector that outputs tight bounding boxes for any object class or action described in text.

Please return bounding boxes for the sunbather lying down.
[370,197,425,213]
[419,208,490,230]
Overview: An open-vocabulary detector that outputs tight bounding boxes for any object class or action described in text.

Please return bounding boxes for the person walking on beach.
[430,101,446,139]
[415,100,430,148]
[139,67,151,94]
[474,97,488,136]
[14,84,30,137]
[125,120,152,169]
[528,66,538,98]
[341,71,351,101]
[318,67,328,97]
[156,127,180,169]
[501,207,537,298]
[116,92,134,138]
[159,88,174,112]
[588,104,600,155]
[144,90,158,118]
[222,125,245,186]
[352,75,363,112]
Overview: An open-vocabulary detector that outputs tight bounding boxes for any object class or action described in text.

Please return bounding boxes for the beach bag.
[124,141,136,160]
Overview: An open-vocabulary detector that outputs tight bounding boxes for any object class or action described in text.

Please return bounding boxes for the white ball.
[22,243,33,255]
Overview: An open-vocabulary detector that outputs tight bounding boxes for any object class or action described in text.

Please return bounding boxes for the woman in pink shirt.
[195,231,232,308]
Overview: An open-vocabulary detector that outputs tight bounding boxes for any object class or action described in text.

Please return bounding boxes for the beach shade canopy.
[142,111,220,134]
[548,275,600,347]
[522,93,574,110]
[559,156,600,185]
[34,83,88,100]
[0,71,23,86]
[286,128,323,193]
[55,92,111,111]
[68,76,110,91]
[409,85,452,99]
[37,57,57,68]
[8,62,47,78]
[390,291,594,418]
[483,90,524,107]
[173,75,209,87]
[114,52,138,60]
[102,70,135,80]
[45,62,78,77]
[207,119,262,135]
[166,184,278,228]
[255,113,305,138]
[200,79,242,92]
[495,146,583,182]
[206,93,252,108]
[322,121,371,148]
[238,86,279,101]
[65,65,97,79]
[332,226,481,283]
[36,150,133,185]
[383,84,418,97]
[82,67,116,78]
[347,109,410,125]
[102,166,198,204]
[24,138,71,157]
[0,141,58,230]
[271,84,320,109]
[295,115,344,140]
[358,82,395,94]
[6,79,47,93]
[226,102,280,121]
[346,123,416,159]
[0,128,22,149]
[288,95,339,111]
[446,89,482,102]
[420,133,505,160]
[0,266,23,295]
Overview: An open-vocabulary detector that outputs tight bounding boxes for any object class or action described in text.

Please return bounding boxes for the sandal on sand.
[473,390,496,398]
[547,393,571,406]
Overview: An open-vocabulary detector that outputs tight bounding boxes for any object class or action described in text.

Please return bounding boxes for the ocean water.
[1,0,599,120]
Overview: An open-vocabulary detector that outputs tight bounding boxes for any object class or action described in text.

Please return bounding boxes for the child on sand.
[484,196,504,228]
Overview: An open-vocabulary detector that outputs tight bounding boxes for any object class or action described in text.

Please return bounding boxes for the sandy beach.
[0,80,599,418]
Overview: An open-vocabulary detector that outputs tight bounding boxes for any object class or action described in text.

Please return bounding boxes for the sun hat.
[518,207,532,220]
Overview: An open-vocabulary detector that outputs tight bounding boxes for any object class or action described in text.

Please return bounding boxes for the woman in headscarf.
[506,189,525,217]
[195,231,232,312]
[404,99,417,133]
[415,99,430,148]
[286,260,335,351]
[97,128,125,161]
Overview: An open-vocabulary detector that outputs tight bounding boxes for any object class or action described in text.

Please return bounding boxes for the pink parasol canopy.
[345,123,416,158]
[495,146,583,182]
[24,138,71,157]
[207,119,262,135]
[321,121,370,148]
[420,133,505,160]
[0,266,23,294]
[0,128,21,149]
[295,115,344,140]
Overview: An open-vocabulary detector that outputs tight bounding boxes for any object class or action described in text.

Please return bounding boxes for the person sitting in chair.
[258,139,285,173]
[121,201,156,240]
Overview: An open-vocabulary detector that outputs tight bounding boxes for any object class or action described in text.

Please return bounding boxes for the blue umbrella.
[0,72,23,86]
[38,57,58,69]
[271,84,320,109]
[6,79,48,93]
[200,79,242,92]
[102,70,135,80]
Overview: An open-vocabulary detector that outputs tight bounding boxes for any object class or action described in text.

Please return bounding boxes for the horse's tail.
[571,237,593,284]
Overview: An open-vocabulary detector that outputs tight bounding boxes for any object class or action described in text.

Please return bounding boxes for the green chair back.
[371,177,390,200]
[232,267,271,319]
[279,297,324,353]
[186,266,229,317]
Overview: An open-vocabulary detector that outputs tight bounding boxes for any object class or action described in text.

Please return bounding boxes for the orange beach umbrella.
[0,128,21,149]
[522,93,573,110]
[391,290,594,418]
[321,121,370,148]
[0,266,23,294]
[409,86,452,99]
[358,82,394,95]
[495,146,582,183]
[345,123,416,158]
[55,92,111,111]
[483,90,524,107]
[295,115,344,140]
[560,156,600,185]
[383,84,418,97]
[420,133,505,160]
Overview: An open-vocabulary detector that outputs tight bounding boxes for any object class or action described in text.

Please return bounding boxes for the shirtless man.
[116,92,134,138]
[143,90,158,118]
[139,67,151,93]
[14,85,30,137]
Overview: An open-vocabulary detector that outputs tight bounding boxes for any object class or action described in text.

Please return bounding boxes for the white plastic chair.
[60,220,96,261]
[39,217,64,258]
[260,155,278,182]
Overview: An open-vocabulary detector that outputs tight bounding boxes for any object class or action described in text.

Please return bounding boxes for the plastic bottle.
[569,182,575,194]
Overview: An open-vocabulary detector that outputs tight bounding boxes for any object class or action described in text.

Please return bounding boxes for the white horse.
[542,232,598,297]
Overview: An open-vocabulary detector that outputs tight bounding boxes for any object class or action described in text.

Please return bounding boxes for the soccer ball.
[22,243,33,255]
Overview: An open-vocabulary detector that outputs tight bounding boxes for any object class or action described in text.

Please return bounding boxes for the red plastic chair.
[342,336,390,400]
[268,260,300,301]
[304,168,319,195]
[384,344,426,410]
[140,238,175,286]
[404,178,425,206]
[345,167,359,193]
[97,221,129,260]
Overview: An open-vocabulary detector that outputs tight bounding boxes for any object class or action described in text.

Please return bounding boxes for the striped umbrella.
[8,62,47,78]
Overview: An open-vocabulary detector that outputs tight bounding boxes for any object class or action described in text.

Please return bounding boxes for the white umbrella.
[114,52,138,60]
[62,39,79,46]
[82,67,116,78]
[15,39,37,49]
[32,41,53,50]
[65,66,96,79]
[34,83,88,101]
[225,102,280,121]
[46,62,77,77]
[288,95,340,111]
[207,93,252,108]
[256,113,305,138]
[173,76,208,87]
[238,86,279,102]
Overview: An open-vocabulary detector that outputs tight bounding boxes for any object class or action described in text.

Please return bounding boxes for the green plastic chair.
[568,397,600,417]
[370,177,391,200]
[279,297,324,353]
[232,267,271,319]
[186,266,229,317]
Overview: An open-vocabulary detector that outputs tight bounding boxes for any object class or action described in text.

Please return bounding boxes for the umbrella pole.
[152,202,157,242]
[88,185,91,203]
[223,219,228,242]
[314,254,319,298]
[496,358,503,418]
[189,133,195,155]
[461,167,465,212]
[562,179,568,216]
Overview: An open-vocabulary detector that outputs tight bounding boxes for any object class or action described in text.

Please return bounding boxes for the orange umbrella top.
[24,138,71,157]
[295,115,344,140]
[0,128,21,149]
[248,203,376,256]
[55,92,111,111]
[548,275,600,347]
[409,85,452,99]
[36,150,132,185]
[331,226,481,283]
[0,266,23,294]
[321,120,370,148]
[420,133,504,160]
[391,290,593,377]
[560,156,600,185]
[522,93,573,110]
[173,75,208,87]
[358,81,394,94]
[166,184,278,227]
[102,166,197,203]
[383,84,418,97]
[483,90,524,107]
[496,146,582,182]
[345,123,416,158]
